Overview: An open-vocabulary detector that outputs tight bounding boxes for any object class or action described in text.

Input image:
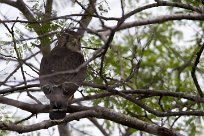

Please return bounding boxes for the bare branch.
[123,1,202,21]
[0,0,41,30]
[0,65,21,86]
[77,0,96,36]
[191,43,204,97]
[102,14,204,33]
[1,84,40,94]
[58,124,71,136]
[14,113,35,124]
[81,82,204,103]
[0,106,184,136]
[45,0,53,18]
[0,95,48,113]
[88,118,109,136]
[0,0,15,5]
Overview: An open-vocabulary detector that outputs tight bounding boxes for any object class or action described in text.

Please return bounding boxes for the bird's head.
[57,29,81,52]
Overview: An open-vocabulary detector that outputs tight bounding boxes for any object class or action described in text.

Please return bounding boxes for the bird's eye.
[42,85,52,94]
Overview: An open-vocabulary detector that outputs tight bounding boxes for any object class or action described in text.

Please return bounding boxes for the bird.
[39,29,86,121]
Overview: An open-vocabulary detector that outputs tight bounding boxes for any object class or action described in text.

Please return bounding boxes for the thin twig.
[14,113,35,124]
[88,118,109,136]
[191,43,204,97]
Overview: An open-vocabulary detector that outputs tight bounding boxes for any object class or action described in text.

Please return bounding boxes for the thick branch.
[0,94,201,136]
[99,13,204,34]
[0,0,51,55]
[0,0,41,31]
[45,0,53,18]
[58,124,71,136]
[0,0,15,5]
[77,0,96,36]
[0,106,183,136]
[123,1,202,21]
[0,95,49,113]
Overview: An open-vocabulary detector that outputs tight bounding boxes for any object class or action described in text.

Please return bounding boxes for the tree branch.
[44,0,53,19]
[191,43,204,97]
[107,14,204,32]
[123,1,202,22]
[58,124,71,136]
[0,0,41,31]
[76,0,96,36]
[81,82,204,103]
[1,84,40,94]
[0,106,184,136]
[0,95,49,113]
[88,118,109,136]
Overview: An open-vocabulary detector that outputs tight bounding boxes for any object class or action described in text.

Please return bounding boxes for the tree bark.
[58,124,71,136]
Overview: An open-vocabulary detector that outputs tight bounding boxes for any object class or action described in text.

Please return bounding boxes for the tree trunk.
[58,124,71,136]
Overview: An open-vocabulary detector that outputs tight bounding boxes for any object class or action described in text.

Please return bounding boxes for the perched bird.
[39,30,86,121]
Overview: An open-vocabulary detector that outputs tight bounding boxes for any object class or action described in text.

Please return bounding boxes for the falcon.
[39,30,86,121]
